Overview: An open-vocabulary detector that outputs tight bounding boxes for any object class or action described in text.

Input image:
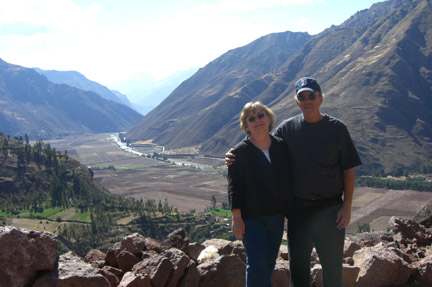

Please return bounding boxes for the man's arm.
[231,209,245,239]
[336,167,355,229]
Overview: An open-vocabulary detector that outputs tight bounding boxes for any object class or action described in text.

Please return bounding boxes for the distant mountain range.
[33,68,132,108]
[0,59,142,139]
[126,0,432,174]
[112,68,199,115]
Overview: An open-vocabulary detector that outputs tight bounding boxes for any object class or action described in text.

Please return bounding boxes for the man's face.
[296,91,322,116]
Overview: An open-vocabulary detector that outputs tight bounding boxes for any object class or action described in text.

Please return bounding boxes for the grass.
[0,207,63,218]
[210,208,232,217]
[69,211,89,222]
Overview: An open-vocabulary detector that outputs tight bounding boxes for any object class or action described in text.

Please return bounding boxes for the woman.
[227,101,292,287]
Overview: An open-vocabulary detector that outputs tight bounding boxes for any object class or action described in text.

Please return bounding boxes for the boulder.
[162,248,191,287]
[118,271,151,287]
[84,249,106,268]
[0,226,57,287]
[279,245,288,260]
[198,254,246,287]
[121,233,147,256]
[117,250,141,272]
[187,242,205,262]
[201,238,233,255]
[133,254,174,287]
[353,242,416,287]
[33,252,110,287]
[145,237,162,253]
[271,259,290,287]
[389,216,432,246]
[344,239,362,258]
[178,261,200,287]
[105,242,122,268]
[161,228,189,253]
[412,253,432,285]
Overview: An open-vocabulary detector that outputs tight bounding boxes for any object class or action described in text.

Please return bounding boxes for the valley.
[43,133,432,234]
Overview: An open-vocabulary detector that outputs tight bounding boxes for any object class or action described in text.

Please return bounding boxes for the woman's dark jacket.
[227,135,292,219]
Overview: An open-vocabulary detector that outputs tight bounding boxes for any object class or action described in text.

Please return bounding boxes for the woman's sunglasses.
[297,93,317,102]
[248,112,265,123]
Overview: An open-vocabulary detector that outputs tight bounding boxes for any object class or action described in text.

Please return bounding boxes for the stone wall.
[1,215,432,287]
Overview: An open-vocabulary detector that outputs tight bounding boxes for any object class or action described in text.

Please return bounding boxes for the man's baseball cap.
[295,77,321,95]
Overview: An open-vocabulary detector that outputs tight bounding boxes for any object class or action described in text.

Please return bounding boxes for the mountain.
[127,31,312,146]
[0,59,142,139]
[33,68,133,108]
[126,0,432,174]
[113,68,199,116]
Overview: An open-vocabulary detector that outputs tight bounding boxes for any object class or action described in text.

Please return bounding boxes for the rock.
[413,253,432,285]
[202,238,233,255]
[198,254,246,287]
[161,228,189,253]
[162,248,191,287]
[271,259,290,287]
[145,238,162,253]
[105,242,122,268]
[342,263,360,287]
[279,245,288,260]
[177,261,200,287]
[84,249,106,268]
[344,239,362,258]
[133,254,174,287]
[353,242,416,287]
[419,214,432,228]
[187,242,205,262]
[311,264,322,287]
[102,265,124,278]
[118,271,151,287]
[117,250,141,272]
[389,216,432,246]
[231,241,246,263]
[121,233,147,256]
[99,268,120,287]
[33,252,110,287]
[0,226,57,287]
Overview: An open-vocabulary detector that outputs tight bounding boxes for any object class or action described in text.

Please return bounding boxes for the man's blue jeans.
[242,214,285,287]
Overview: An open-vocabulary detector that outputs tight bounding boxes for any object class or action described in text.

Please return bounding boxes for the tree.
[210,195,217,210]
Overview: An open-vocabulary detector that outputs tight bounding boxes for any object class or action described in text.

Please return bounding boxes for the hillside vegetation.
[0,132,231,256]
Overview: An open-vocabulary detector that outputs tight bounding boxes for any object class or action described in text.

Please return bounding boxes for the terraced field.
[44,133,432,234]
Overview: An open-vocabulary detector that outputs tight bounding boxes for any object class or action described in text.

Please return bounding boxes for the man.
[226,77,361,287]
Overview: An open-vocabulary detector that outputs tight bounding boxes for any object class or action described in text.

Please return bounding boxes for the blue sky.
[0,0,384,90]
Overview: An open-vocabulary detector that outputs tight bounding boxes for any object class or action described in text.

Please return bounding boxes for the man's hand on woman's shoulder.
[225,148,236,167]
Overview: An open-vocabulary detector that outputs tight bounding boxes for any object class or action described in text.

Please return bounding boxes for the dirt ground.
[43,133,432,234]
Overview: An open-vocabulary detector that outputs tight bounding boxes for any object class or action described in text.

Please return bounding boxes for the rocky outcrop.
[2,215,432,287]
[0,226,57,287]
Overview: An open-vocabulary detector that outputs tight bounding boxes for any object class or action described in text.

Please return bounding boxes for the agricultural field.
[44,133,432,234]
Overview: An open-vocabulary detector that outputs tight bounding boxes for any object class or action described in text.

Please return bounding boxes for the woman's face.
[246,108,270,136]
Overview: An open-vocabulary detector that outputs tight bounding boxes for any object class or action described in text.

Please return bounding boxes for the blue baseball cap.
[295,77,321,95]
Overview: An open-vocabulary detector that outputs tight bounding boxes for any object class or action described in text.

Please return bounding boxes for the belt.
[294,195,342,207]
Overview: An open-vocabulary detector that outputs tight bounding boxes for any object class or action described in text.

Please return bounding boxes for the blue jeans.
[242,215,285,287]
[288,199,345,287]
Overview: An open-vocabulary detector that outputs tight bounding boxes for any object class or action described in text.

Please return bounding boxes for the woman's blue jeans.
[242,214,285,287]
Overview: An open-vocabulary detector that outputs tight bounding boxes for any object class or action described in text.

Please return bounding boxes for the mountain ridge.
[126,0,432,174]
[0,59,142,139]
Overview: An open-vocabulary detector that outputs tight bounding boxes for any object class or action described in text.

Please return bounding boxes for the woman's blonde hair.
[240,101,276,136]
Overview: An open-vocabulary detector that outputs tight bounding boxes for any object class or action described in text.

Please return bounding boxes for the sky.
[0,0,384,91]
